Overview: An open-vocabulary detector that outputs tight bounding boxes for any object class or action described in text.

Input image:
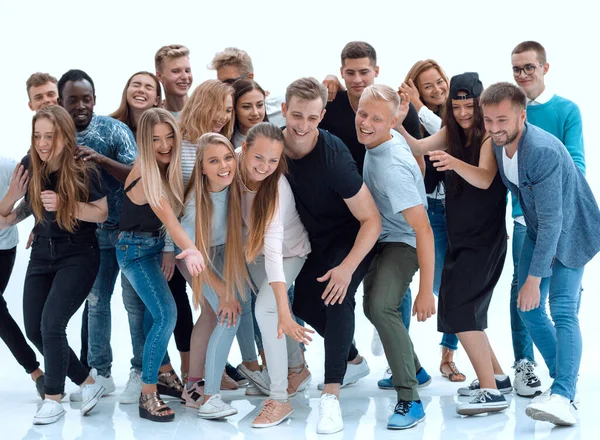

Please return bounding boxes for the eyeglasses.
[222,72,250,85]
[512,63,544,76]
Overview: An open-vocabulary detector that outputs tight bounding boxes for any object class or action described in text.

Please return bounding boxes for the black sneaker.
[457,390,509,416]
[225,362,249,386]
[513,359,542,398]
[458,377,512,396]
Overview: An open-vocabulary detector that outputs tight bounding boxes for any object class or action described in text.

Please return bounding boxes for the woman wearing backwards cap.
[396,72,510,417]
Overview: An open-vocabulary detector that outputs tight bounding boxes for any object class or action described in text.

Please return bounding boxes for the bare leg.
[457,330,497,389]
[485,333,505,375]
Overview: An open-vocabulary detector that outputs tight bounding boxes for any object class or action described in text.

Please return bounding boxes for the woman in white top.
[238,122,314,428]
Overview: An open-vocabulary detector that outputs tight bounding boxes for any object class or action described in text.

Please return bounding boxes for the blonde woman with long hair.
[238,122,315,427]
[176,133,254,419]
[0,106,108,425]
[115,108,205,422]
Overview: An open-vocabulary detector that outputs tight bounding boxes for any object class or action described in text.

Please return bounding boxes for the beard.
[491,127,519,146]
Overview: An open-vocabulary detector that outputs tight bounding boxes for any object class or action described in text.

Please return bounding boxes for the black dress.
[437,170,507,333]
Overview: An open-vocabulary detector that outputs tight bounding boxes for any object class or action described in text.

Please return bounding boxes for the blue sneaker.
[378,367,432,390]
[387,400,425,430]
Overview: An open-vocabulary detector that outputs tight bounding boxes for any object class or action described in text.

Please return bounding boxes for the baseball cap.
[449,72,483,100]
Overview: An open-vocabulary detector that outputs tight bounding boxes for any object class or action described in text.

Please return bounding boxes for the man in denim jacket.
[481,82,600,427]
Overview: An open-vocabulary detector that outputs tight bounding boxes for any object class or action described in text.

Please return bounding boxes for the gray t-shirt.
[363,130,427,247]
[181,186,229,247]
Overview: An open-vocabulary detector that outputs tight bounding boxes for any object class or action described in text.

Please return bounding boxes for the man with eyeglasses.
[209,47,285,127]
[507,40,585,401]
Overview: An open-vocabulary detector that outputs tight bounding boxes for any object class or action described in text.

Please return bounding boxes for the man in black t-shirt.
[282,77,381,435]
[321,41,424,175]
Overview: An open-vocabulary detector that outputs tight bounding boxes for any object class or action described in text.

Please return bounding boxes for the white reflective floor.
[1,219,599,439]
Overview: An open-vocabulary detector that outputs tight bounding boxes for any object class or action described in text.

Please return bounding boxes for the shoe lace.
[260,400,277,417]
[515,360,539,385]
[470,389,492,403]
[468,379,480,390]
[319,395,337,413]
[394,401,413,415]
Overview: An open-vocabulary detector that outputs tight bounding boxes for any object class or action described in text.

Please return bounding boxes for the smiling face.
[202,142,236,192]
[417,67,448,110]
[242,135,283,184]
[483,99,526,147]
[282,96,325,148]
[451,93,475,130]
[212,94,234,134]
[34,117,64,165]
[61,79,95,131]
[511,50,548,100]
[355,95,397,148]
[28,82,59,112]
[127,74,160,111]
[340,57,379,102]
[235,89,265,134]
[158,56,193,98]
[152,122,174,168]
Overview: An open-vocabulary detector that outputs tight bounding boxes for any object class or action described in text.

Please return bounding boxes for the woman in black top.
[1,106,108,425]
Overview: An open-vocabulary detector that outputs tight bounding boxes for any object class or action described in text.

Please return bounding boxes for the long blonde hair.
[184,133,249,307]
[179,80,235,142]
[136,108,184,216]
[240,123,287,262]
[29,106,95,233]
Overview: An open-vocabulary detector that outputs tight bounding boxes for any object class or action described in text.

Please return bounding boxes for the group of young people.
[0,39,597,434]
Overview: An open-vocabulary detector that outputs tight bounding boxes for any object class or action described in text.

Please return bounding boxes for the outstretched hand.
[176,248,206,276]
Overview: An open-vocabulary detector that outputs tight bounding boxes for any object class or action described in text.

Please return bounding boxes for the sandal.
[181,380,204,409]
[157,370,184,398]
[139,391,175,422]
[440,361,466,382]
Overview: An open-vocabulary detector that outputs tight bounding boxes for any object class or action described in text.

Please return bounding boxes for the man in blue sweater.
[507,41,586,398]
[481,82,599,426]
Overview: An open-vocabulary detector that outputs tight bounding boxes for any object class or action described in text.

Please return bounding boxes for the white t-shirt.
[502,148,526,226]
[0,157,19,250]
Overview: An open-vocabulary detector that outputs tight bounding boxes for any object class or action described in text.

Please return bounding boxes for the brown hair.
[233,79,269,129]
[109,71,163,134]
[185,133,249,306]
[341,41,377,66]
[26,72,58,98]
[240,122,287,262]
[29,106,95,232]
[512,41,547,64]
[155,44,190,72]
[179,80,235,142]
[285,77,328,110]
[404,59,449,110]
[480,82,527,111]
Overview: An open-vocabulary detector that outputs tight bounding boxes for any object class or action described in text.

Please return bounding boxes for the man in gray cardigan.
[480,82,600,426]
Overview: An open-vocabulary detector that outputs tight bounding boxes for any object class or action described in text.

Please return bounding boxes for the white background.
[0,0,598,438]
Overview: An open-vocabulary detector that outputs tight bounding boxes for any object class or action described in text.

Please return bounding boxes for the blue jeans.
[518,233,584,401]
[509,221,535,364]
[399,198,458,351]
[83,228,147,375]
[116,233,177,384]
[203,244,255,395]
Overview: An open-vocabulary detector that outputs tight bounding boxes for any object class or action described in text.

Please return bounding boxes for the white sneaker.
[245,383,266,396]
[80,382,105,416]
[513,359,543,398]
[198,394,238,419]
[532,387,580,405]
[119,369,143,404]
[317,394,343,434]
[526,394,577,426]
[237,364,271,395]
[371,327,384,357]
[33,399,66,425]
[70,368,114,402]
[317,357,370,390]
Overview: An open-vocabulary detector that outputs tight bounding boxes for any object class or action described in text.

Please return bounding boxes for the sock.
[494,374,508,381]
[482,388,501,395]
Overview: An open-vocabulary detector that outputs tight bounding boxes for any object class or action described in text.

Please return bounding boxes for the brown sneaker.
[251,399,293,428]
[220,372,239,390]
[287,366,312,397]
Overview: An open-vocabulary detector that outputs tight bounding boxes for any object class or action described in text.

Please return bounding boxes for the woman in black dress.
[398,73,510,417]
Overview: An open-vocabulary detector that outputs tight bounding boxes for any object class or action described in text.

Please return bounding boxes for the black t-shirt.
[286,129,363,257]
[320,90,423,174]
[22,155,105,238]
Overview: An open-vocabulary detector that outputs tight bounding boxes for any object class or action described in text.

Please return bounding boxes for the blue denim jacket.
[494,123,600,277]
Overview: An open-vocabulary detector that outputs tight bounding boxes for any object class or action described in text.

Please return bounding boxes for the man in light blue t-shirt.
[507,41,586,399]
[358,84,435,431]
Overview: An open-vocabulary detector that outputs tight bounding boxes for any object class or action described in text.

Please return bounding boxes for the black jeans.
[169,266,192,353]
[24,235,100,395]
[292,246,373,384]
[0,247,40,374]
